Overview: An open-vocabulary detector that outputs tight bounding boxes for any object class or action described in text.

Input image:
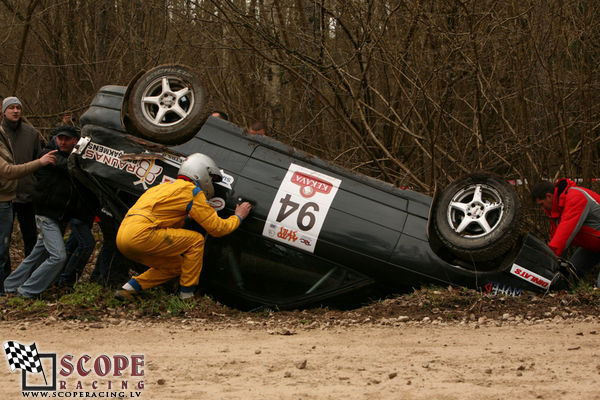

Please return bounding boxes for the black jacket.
[32,145,74,222]
[33,138,100,225]
[70,178,99,226]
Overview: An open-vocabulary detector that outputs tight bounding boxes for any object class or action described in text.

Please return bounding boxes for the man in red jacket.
[532,179,600,286]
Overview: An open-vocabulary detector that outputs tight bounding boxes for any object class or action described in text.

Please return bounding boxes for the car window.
[204,232,373,307]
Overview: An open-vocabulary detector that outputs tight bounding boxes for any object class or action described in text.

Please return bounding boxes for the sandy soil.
[1,319,599,400]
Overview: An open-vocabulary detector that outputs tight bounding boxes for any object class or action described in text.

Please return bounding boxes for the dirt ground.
[1,306,600,399]
[2,231,600,399]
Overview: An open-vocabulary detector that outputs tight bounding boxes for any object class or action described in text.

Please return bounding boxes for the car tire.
[126,64,206,145]
[432,172,521,263]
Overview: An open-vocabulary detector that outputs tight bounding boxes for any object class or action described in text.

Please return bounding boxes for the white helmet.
[177,153,222,199]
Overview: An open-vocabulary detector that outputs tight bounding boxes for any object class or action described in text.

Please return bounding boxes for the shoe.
[55,278,75,287]
[16,290,34,300]
[43,285,71,298]
[114,288,140,301]
[179,291,194,300]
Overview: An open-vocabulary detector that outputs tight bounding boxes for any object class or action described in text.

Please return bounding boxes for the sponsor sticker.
[263,163,341,253]
[72,137,91,155]
[218,170,233,189]
[80,140,233,193]
[82,142,164,190]
[510,264,551,289]
[484,281,523,297]
[160,175,177,184]
[216,171,234,190]
[209,197,226,211]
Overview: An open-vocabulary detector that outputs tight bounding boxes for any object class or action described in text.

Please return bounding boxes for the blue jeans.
[4,215,67,297]
[57,219,95,285]
[570,247,600,287]
[0,201,13,289]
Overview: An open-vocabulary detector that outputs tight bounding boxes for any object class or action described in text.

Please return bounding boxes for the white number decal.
[263,163,341,253]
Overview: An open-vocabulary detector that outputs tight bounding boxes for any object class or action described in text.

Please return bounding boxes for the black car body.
[71,70,570,310]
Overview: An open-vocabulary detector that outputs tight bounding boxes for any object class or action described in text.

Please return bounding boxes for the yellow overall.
[116,179,241,290]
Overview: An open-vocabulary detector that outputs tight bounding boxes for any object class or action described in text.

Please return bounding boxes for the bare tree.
[0,0,597,206]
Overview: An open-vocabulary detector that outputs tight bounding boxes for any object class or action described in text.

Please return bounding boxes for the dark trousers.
[570,247,600,287]
[12,202,38,257]
[0,201,13,290]
[57,218,95,285]
[90,215,130,286]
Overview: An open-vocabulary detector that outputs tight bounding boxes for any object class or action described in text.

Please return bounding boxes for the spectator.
[55,182,99,287]
[89,212,128,286]
[114,153,252,300]
[210,111,229,121]
[4,126,80,298]
[249,121,267,136]
[531,179,600,287]
[1,97,42,258]
[57,112,76,127]
[43,126,98,287]
[0,124,56,293]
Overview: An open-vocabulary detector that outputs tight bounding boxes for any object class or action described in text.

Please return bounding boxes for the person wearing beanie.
[2,97,22,114]
[1,96,42,261]
[4,125,81,298]
[0,122,57,293]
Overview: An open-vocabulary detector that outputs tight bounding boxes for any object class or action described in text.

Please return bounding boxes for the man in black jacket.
[4,126,80,298]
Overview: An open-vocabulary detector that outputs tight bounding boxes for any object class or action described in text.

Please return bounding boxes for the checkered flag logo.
[3,341,44,374]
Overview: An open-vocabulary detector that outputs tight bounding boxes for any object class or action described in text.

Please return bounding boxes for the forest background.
[0,0,599,238]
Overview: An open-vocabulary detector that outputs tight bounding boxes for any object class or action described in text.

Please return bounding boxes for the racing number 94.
[276,194,319,231]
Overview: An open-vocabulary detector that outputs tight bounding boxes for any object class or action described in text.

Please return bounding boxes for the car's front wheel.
[432,172,522,264]
[126,64,206,145]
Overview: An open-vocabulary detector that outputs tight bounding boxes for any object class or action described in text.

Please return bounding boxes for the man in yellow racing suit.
[114,153,252,300]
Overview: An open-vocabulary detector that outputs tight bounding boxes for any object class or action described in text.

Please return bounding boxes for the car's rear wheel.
[432,172,521,264]
[126,64,206,145]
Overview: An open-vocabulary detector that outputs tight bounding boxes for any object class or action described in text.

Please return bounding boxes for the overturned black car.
[70,65,573,310]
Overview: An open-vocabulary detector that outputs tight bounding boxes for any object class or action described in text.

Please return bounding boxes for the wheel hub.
[466,202,484,218]
[159,93,175,108]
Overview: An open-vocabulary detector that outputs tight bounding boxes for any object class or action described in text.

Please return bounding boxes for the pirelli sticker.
[510,264,551,289]
[263,163,341,253]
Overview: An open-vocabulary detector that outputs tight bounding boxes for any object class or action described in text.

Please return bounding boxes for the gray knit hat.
[2,97,22,114]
